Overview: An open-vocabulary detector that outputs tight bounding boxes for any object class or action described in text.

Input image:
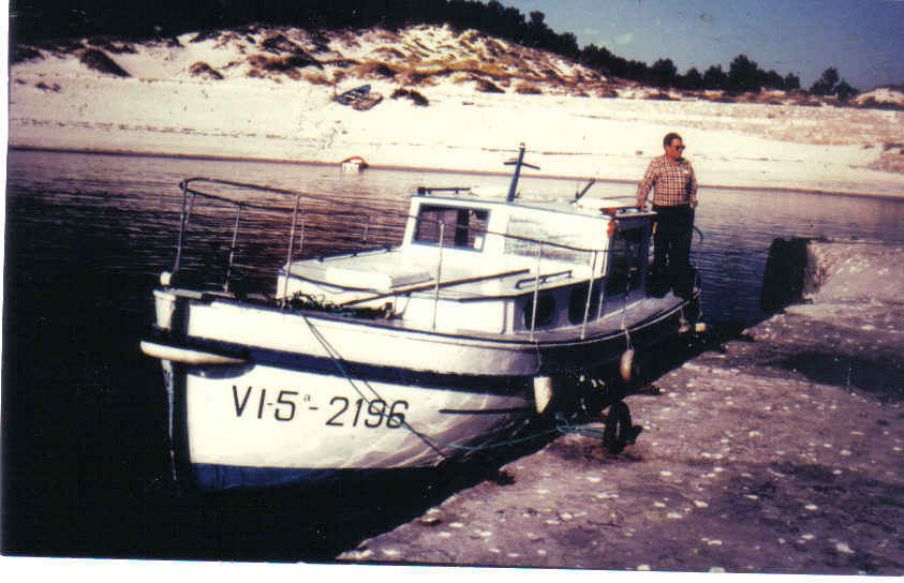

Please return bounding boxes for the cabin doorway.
[603,225,650,312]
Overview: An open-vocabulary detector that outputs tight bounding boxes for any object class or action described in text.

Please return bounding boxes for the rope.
[291,310,624,456]
[623,327,634,352]
[393,411,614,454]
[691,226,706,322]
[553,412,609,440]
[297,312,450,460]
[693,268,706,322]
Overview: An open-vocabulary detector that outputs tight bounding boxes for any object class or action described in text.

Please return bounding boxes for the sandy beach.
[8,26,904,198]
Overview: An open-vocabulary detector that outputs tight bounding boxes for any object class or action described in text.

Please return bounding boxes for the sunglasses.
[673,145,686,151]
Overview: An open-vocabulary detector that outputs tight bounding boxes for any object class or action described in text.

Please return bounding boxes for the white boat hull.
[178,360,531,488]
[147,286,696,490]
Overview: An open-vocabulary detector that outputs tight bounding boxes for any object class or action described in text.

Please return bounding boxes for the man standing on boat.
[636,132,698,299]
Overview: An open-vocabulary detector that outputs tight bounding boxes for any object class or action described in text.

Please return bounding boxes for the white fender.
[140,340,247,366]
[533,376,553,414]
[619,348,636,383]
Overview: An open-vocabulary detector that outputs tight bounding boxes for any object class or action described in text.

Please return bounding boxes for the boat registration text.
[231,385,409,429]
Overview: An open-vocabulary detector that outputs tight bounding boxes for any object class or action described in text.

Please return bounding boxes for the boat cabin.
[278,189,657,337]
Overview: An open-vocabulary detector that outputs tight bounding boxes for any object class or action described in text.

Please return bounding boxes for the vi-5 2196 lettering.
[232,386,408,429]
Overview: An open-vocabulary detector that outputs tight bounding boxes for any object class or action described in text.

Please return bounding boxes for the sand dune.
[9,25,904,197]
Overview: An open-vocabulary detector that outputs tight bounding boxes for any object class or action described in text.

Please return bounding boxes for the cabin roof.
[411,189,656,221]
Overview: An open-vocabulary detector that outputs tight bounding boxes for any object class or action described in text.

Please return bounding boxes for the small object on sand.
[352,92,383,111]
[835,542,855,555]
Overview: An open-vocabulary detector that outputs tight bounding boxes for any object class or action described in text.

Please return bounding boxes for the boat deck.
[193,286,690,347]
[286,247,594,301]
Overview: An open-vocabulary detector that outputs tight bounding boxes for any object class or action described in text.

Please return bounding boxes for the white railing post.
[281,194,301,307]
[580,250,599,340]
[297,214,306,260]
[432,222,445,330]
[530,241,544,341]
[223,203,242,291]
[172,185,196,276]
[597,245,611,320]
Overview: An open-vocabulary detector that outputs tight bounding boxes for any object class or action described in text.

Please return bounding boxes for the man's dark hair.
[663,132,683,147]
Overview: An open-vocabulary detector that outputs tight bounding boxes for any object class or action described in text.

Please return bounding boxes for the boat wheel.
[603,401,634,454]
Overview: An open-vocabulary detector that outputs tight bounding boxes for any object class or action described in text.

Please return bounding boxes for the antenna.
[504,143,540,203]
[574,179,596,201]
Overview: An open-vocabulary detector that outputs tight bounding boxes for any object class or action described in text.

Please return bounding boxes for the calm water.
[4,149,904,560]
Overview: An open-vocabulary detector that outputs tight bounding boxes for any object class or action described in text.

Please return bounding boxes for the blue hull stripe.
[194,464,338,491]
[149,293,693,397]
[192,463,430,491]
[149,331,534,395]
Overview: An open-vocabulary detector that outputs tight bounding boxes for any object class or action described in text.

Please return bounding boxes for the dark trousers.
[651,205,695,298]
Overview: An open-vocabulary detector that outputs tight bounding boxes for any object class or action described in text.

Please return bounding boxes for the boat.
[334,84,372,106]
[340,155,369,172]
[334,84,383,111]
[141,145,702,491]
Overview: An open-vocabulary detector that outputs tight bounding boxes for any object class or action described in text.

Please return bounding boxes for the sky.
[501,0,904,90]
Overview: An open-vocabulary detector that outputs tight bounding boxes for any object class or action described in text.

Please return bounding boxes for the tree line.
[11,0,857,97]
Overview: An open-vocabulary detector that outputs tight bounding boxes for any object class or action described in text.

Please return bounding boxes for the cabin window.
[568,282,601,325]
[414,205,488,250]
[605,228,645,296]
[504,214,602,264]
[522,293,556,329]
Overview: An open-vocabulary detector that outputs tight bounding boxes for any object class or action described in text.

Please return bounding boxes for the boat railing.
[171,177,406,293]
[168,178,626,340]
[410,218,607,339]
[523,241,603,341]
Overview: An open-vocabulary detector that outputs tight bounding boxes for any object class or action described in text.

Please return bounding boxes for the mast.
[504,143,540,203]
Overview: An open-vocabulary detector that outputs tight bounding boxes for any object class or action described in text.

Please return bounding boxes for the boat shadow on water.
[159,433,561,562]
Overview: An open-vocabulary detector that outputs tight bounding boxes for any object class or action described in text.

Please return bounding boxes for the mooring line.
[297,312,451,459]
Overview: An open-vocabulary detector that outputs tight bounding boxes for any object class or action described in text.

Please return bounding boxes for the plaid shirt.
[636,155,698,207]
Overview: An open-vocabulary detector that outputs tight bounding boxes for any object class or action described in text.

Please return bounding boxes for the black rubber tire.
[603,401,633,453]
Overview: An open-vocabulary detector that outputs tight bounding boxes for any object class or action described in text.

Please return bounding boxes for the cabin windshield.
[414,205,489,250]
